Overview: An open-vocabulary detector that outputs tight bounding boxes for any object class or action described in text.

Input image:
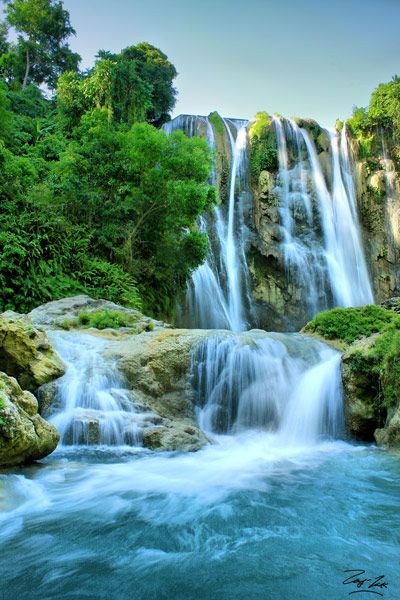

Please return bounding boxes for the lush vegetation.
[59,307,155,332]
[303,305,400,345]
[347,75,400,171]
[0,0,214,317]
[249,112,278,179]
[304,305,400,409]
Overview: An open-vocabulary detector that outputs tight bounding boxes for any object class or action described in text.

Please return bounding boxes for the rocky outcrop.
[341,336,383,441]
[143,421,208,452]
[0,372,59,466]
[309,323,400,447]
[0,311,64,392]
[103,328,214,450]
[29,294,165,332]
[30,296,216,452]
[350,134,400,302]
[375,406,400,448]
[248,116,400,330]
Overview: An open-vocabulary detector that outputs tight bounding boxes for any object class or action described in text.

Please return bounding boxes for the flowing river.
[1,437,399,599]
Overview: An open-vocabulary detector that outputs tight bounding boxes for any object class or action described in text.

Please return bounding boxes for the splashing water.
[192,331,343,443]
[46,331,154,446]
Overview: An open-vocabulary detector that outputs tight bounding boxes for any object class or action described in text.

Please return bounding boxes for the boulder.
[341,336,382,441]
[0,311,64,392]
[375,407,400,448]
[143,421,209,452]
[0,372,59,466]
[111,328,211,411]
[29,295,165,331]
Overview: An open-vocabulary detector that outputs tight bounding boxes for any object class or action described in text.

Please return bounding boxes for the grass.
[304,305,400,409]
[303,305,400,345]
[59,308,155,332]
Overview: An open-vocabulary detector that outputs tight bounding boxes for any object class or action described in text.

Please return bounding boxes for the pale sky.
[12,0,400,125]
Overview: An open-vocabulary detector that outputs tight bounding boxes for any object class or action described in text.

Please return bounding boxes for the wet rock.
[29,295,166,332]
[142,421,209,452]
[341,336,382,441]
[0,372,59,466]
[375,407,400,448]
[380,296,400,314]
[0,311,64,392]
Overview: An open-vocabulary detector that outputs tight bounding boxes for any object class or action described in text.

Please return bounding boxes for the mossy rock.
[375,407,400,448]
[0,372,59,466]
[0,311,64,392]
[142,420,209,452]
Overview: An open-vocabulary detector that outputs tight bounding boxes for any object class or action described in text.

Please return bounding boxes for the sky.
[25,0,400,125]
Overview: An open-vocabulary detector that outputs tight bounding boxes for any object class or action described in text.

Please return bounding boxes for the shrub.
[249,112,278,178]
[77,308,137,329]
[303,305,400,345]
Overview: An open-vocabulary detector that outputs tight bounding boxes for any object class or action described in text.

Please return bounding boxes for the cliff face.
[248,115,400,331]
[167,112,400,332]
[350,133,400,301]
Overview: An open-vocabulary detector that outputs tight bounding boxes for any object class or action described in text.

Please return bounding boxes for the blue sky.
[52,0,400,125]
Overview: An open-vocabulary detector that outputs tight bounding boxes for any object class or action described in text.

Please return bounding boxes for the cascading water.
[165,115,255,331]
[45,331,153,446]
[273,116,374,314]
[192,331,343,444]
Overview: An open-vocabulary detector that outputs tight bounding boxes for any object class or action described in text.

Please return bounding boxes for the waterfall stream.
[45,331,155,447]
[192,332,343,443]
[165,115,255,330]
[273,117,373,313]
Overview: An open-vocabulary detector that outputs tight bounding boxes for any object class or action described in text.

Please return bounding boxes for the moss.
[302,305,400,345]
[208,111,225,136]
[0,386,6,426]
[59,318,76,330]
[368,184,385,204]
[336,120,344,133]
[249,112,278,179]
[77,308,138,329]
[249,112,270,141]
[305,306,400,413]
[206,111,230,202]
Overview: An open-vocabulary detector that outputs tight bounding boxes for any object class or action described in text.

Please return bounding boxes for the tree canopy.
[2,0,80,88]
[0,0,214,317]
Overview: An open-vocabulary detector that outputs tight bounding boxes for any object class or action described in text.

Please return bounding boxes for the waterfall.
[45,331,152,446]
[164,115,255,331]
[192,331,343,444]
[273,117,373,313]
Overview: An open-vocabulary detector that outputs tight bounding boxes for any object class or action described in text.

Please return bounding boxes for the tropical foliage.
[0,0,213,317]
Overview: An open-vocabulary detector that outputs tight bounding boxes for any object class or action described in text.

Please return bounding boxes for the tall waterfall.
[273,117,373,312]
[164,115,255,331]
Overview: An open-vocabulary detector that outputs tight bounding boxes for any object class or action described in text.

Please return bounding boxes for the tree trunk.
[22,47,30,90]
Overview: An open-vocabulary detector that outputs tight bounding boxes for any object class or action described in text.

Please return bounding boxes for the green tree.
[120,42,177,126]
[3,0,80,89]
[368,79,400,132]
[56,42,176,130]
[52,114,214,313]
